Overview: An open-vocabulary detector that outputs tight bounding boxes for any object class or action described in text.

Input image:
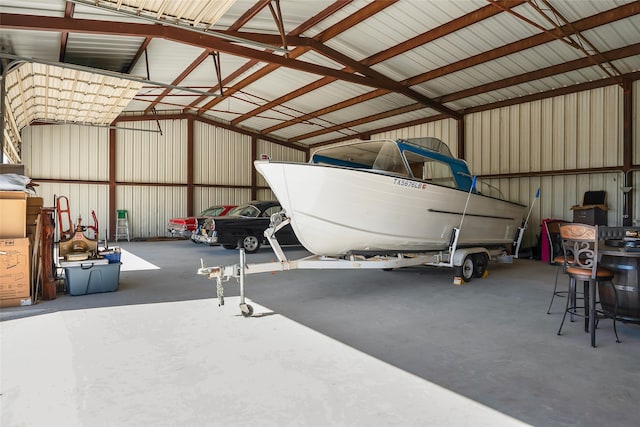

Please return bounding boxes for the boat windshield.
[310,140,409,176]
[399,137,454,158]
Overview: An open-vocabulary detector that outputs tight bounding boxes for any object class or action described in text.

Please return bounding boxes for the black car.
[190,201,299,253]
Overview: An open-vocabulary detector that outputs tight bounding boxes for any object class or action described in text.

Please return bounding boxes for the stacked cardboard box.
[0,191,27,238]
[26,197,43,246]
[0,190,32,307]
[0,238,31,307]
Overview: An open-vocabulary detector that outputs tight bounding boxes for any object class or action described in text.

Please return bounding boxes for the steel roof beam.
[144,49,214,114]
[0,12,412,93]
[193,1,394,115]
[59,1,75,62]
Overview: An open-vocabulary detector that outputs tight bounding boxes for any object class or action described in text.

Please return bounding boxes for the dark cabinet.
[572,207,607,226]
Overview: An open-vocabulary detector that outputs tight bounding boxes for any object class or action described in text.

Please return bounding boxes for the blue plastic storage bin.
[64,262,121,296]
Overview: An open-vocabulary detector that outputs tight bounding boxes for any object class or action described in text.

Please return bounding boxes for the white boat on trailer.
[254,137,526,257]
[198,138,534,317]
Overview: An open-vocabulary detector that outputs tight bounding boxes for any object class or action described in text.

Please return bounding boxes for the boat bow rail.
[197,212,515,317]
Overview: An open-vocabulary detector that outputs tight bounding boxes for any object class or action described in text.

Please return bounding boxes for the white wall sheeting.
[467,86,622,175]
[193,187,250,213]
[257,188,276,202]
[116,120,187,183]
[116,185,185,239]
[31,181,109,241]
[22,124,109,180]
[463,84,631,249]
[194,122,251,185]
[255,139,306,188]
[372,119,459,157]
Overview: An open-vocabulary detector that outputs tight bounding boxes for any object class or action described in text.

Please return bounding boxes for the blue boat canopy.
[310,138,474,192]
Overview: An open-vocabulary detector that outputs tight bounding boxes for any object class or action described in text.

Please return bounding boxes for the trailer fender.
[452,247,489,267]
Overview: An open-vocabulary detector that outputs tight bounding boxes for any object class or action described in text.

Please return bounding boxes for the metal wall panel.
[116,185,185,238]
[194,121,251,185]
[462,85,627,248]
[466,86,622,176]
[255,139,306,188]
[116,119,187,183]
[194,187,250,213]
[32,182,110,241]
[372,119,459,156]
[21,124,109,180]
[257,188,276,202]
[481,172,625,249]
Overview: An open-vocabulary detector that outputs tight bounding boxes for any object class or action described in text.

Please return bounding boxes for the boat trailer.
[197,213,525,317]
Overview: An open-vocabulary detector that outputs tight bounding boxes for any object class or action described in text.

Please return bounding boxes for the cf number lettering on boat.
[393,178,427,190]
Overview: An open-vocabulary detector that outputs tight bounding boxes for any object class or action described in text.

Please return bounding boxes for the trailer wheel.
[461,256,475,282]
[472,254,488,278]
[240,303,254,317]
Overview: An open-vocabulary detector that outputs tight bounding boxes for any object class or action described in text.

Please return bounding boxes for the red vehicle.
[167,205,235,237]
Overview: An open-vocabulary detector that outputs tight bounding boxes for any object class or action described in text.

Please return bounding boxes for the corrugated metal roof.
[1,0,639,156]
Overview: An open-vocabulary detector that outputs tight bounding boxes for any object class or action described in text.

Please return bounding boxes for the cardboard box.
[0,164,25,175]
[0,238,30,301]
[0,191,27,238]
[27,197,43,206]
[0,297,32,308]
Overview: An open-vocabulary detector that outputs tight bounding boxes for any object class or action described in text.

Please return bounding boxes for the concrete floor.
[2,240,640,426]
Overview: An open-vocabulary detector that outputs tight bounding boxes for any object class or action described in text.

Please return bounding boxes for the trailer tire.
[240,304,254,317]
[472,253,488,278]
[461,255,475,282]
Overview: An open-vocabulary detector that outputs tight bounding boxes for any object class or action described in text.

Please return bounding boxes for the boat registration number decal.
[393,178,427,190]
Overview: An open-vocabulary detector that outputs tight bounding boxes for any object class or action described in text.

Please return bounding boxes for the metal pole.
[239,248,246,305]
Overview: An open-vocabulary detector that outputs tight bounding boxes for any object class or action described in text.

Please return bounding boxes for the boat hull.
[255,161,526,256]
